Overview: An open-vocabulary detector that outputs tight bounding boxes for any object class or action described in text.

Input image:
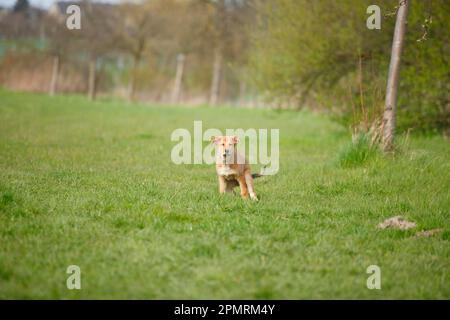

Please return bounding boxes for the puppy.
[212,135,260,200]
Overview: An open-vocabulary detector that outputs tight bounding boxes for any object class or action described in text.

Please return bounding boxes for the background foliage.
[250,0,449,134]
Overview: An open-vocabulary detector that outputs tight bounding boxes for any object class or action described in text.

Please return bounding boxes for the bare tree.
[207,0,226,106]
[203,0,253,106]
[114,2,165,102]
[79,1,117,101]
[41,7,73,97]
[382,0,409,151]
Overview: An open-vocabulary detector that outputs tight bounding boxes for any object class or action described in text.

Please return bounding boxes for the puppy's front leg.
[218,176,227,194]
[237,176,249,199]
[244,171,258,201]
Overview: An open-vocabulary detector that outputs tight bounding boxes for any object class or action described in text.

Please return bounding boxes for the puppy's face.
[212,136,239,164]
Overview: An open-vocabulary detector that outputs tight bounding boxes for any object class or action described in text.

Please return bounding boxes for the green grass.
[0,90,449,299]
[336,133,380,168]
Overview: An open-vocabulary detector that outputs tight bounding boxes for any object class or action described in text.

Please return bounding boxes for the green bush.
[336,133,379,168]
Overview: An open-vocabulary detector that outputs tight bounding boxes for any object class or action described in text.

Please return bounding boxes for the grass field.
[0,90,449,299]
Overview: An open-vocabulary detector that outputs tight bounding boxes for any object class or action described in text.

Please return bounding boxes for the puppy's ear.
[232,136,239,144]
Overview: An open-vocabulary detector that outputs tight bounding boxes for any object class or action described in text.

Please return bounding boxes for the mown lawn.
[0,90,448,299]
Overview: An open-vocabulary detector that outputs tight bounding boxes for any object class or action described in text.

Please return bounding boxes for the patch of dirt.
[413,228,443,238]
[377,216,416,230]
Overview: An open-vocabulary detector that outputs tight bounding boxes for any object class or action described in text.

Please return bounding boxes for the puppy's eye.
[222,143,225,146]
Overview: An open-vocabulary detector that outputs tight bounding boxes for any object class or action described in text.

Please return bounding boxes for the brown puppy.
[212,135,259,200]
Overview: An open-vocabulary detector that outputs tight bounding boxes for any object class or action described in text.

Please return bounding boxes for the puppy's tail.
[252,166,269,179]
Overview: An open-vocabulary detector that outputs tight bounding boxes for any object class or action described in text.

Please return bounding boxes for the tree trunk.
[49,55,60,96]
[171,53,185,104]
[382,0,409,152]
[209,48,222,106]
[238,80,247,107]
[128,55,140,102]
[127,74,135,103]
[88,56,97,101]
